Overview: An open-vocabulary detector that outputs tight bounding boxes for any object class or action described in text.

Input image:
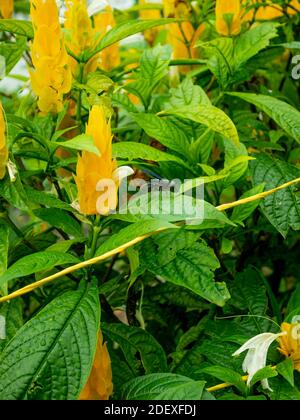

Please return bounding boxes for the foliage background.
[0,0,300,400]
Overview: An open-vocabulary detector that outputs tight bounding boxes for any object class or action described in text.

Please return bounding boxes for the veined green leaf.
[53,134,100,156]
[140,239,230,306]
[132,113,190,156]
[102,323,167,375]
[228,92,300,144]
[251,154,300,237]
[0,252,80,292]
[88,19,178,58]
[122,373,206,400]
[0,284,100,400]
[160,105,239,144]
[0,19,33,38]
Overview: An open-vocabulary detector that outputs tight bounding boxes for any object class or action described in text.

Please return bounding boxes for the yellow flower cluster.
[0,102,8,180]
[216,0,241,36]
[79,331,113,400]
[75,105,117,216]
[29,0,72,114]
[0,0,13,18]
[64,1,119,74]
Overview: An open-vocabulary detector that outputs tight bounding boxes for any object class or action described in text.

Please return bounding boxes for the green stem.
[89,215,101,259]
[76,63,85,126]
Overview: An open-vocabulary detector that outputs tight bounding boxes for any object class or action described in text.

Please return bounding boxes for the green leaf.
[95,219,176,257]
[0,177,28,211]
[0,299,23,352]
[140,239,230,306]
[112,92,138,113]
[0,252,80,292]
[228,92,300,144]
[112,141,189,168]
[0,36,27,77]
[250,366,278,387]
[230,267,268,332]
[234,22,279,66]
[24,186,73,212]
[122,373,206,400]
[270,377,300,400]
[53,134,100,156]
[201,366,247,395]
[125,45,172,107]
[168,78,211,107]
[33,208,84,240]
[0,223,9,294]
[231,184,265,224]
[277,359,294,387]
[160,105,239,145]
[198,37,234,89]
[287,284,300,315]
[251,154,300,237]
[102,323,167,375]
[132,113,190,156]
[89,19,177,57]
[0,19,33,38]
[0,284,100,400]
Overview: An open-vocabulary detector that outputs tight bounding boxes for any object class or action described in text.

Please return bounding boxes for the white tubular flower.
[233,332,286,391]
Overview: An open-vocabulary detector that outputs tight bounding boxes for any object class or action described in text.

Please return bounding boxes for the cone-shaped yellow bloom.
[278,323,300,371]
[79,331,113,400]
[30,0,72,114]
[0,0,13,18]
[242,0,283,21]
[216,0,241,36]
[94,6,120,72]
[0,103,8,180]
[163,0,199,72]
[139,0,161,45]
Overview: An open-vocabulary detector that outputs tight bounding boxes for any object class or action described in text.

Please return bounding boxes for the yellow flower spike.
[0,0,14,18]
[163,0,198,73]
[216,0,241,36]
[75,105,133,216]
[278,323,300,371]
[64,0,94,56]
[0,102,8,180]
[139,0,161,45]
[79,331,113,400]
[30,0,72,114]
[94,6,120,72]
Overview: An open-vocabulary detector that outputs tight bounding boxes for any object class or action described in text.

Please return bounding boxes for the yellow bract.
[93,6,120,72]
[64,0,94,56]
[216,0,241,36]
[75,105,118,216]
[278,323,300,371]
[287,0,300,15]
[30,0,72,114]
[163,0,199,72]
[79,331,113,400]
[0,102,8,180]
[0,0,13,18]
[242,0,283,21]
[139,0,161,45]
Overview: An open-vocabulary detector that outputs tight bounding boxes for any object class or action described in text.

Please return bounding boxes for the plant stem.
[76,63,85,126]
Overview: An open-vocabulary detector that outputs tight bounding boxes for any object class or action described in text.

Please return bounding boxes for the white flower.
[233,332,286,391]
